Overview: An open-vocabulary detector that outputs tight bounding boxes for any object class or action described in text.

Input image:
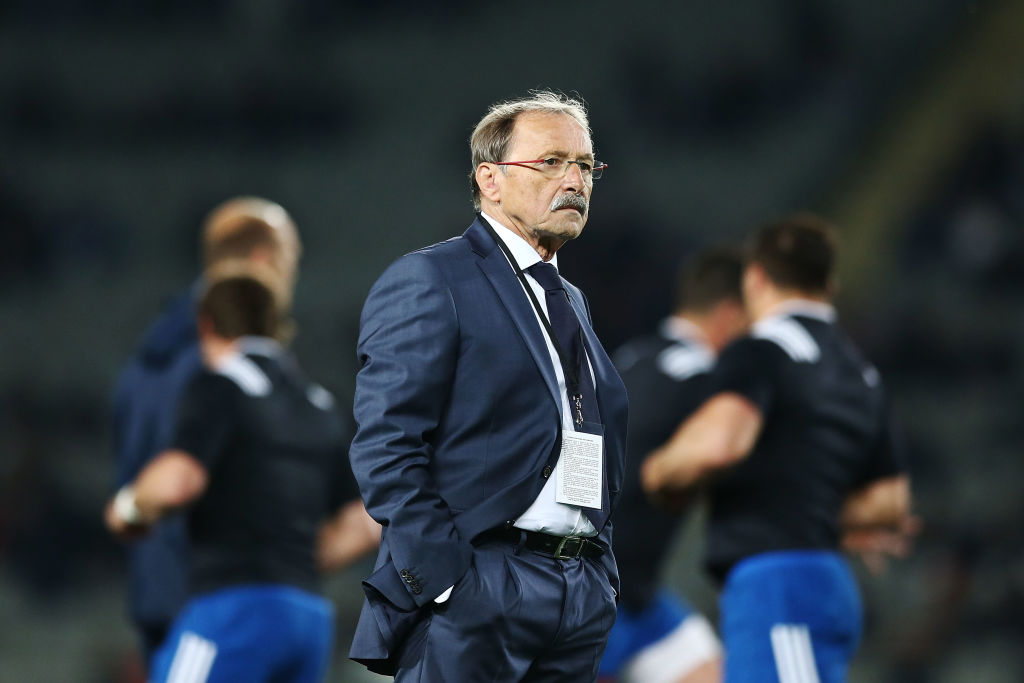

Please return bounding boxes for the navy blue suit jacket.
[348,217,629,674]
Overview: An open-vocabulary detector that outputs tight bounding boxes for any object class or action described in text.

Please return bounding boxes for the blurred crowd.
[1,1,1022,681]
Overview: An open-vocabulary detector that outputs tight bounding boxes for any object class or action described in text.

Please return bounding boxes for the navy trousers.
[394,536,618,682]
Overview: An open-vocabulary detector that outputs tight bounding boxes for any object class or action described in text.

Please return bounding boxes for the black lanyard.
[480,216,588,427]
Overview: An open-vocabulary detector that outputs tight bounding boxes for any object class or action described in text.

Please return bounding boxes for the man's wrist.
[113,485,143,525]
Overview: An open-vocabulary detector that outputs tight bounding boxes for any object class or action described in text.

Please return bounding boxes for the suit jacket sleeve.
[350,252,473,608]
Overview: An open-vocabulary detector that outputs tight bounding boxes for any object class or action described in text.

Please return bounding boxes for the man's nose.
[562,162,585,191]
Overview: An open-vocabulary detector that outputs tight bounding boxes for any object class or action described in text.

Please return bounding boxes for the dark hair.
[747,213,838,294]
[198,274,280,339]
[202,217,283,269]
[674,246,745,313]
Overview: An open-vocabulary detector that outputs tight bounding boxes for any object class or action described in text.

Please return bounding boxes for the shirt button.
[542,465,552,478]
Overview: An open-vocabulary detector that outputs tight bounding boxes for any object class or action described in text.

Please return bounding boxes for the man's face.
[496,111,595,244]
[720,298,750,342]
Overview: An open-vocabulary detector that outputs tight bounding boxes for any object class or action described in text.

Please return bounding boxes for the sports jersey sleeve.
[858,399,907,484]
[168,371,238,471]
[710,337,785,413]
[330,444,361,508]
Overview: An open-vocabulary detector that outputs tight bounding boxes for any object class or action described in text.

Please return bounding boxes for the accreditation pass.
[555,430,604,509]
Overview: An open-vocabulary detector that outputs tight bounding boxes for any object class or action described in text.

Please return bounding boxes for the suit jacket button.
[400,569,410,578]
[411,586,422,595]
[542,465,553,478]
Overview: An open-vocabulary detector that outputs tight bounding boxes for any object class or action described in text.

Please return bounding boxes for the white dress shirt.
[434,213,599,604]
[481,212,597,538]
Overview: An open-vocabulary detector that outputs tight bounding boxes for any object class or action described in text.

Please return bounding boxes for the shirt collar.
[764,298,837,323]
[481,211,559,273]
[237,336,284,357]
[659,315,710,349]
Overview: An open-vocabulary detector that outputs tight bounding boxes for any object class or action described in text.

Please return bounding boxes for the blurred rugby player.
[643,214,911,683]
[107,268,379,683]
[110,197,302,662]
[600,247,747,683]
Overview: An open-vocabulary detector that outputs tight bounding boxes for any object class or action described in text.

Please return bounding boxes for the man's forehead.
[511,111,593,155]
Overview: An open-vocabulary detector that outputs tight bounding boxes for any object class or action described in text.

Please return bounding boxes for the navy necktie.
[527,262,601,427]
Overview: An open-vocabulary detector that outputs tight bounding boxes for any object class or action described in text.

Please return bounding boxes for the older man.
[348,91,629,681]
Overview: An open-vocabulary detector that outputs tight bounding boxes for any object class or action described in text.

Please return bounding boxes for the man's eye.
[577,162,593,173]
[542,158,561,167]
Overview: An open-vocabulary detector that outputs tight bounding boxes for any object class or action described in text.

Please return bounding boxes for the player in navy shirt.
[643,214,911,683]
[600,247,747,683]
[110,196,303,663]
[106,268,379,682]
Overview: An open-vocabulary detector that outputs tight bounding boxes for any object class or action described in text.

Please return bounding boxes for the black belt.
[477,526,605,560]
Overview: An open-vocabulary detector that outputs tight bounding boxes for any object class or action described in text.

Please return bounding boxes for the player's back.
[705,304,889,580]
[612,318,715,610]
[176,339,348,595]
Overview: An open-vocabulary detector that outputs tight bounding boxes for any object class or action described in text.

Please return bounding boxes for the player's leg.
[279,589,335,683]
[598,605,637,682]
[619,592,723,683]
[677,657,722,683]
[720,551,862,683]
[790,554,862,683]
[150,586,284,683]
[719,555,792,683]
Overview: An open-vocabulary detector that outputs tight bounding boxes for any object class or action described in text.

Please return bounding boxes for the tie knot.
[527,262,563,292]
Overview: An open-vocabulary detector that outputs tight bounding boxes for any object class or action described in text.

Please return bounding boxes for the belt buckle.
[553,535,583,560]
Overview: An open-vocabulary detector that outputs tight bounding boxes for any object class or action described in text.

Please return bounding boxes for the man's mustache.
[551,194,588,215]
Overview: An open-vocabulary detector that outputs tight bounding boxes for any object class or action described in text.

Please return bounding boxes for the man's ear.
[475,163,501,203]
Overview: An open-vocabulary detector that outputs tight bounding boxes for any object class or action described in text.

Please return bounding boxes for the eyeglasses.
[494,157,607,180]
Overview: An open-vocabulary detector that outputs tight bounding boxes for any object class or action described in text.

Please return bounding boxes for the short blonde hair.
[200,196,300,270]
[468,90,591,209]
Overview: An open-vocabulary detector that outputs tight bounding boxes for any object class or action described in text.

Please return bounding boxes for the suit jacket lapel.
[466,220,562,412]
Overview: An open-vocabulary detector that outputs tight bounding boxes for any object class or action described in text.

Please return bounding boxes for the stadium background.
[1,1,1022,681]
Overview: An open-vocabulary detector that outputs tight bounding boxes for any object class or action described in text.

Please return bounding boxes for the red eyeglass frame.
[493,158,608,179]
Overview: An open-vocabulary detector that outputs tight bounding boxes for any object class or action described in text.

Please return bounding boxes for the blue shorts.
[150,584,335,683]
[720,551,861,683]
[600,590,704,678]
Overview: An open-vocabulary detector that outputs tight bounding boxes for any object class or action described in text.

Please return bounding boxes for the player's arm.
[104,449,209,538]
[841,394,917,573]
[641,392,763,493]
[642,337,776,495]
[105,369,234,540]
[841,473,911,530]
[316,499,382,572]
[841,474,918,574]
